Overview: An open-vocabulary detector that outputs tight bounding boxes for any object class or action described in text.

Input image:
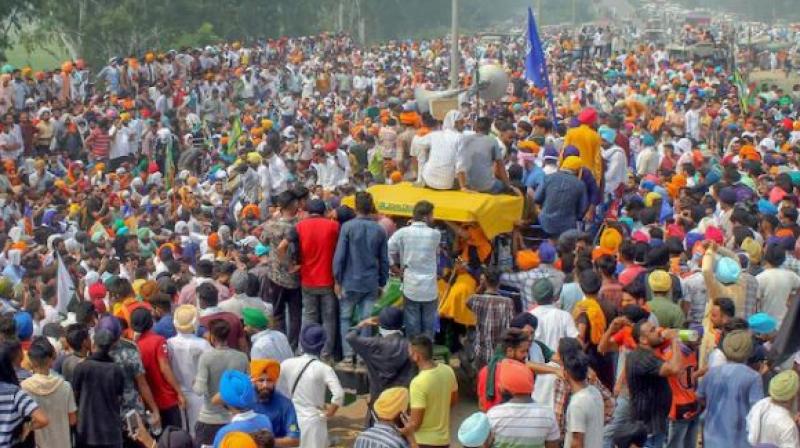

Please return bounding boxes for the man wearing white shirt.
[746,370,800,447]
[278,324,344,448]
[684,100,701,142]
[244,307,293,362]
[109,117,133,169]
[167,305,212,436]
[529,278,579,351]
[1,114,22,162]
[418,109,464,190]
[264,142,289,195]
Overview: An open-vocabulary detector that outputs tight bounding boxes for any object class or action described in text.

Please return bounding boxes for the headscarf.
[572,298,607,345]
[442,110,463,132]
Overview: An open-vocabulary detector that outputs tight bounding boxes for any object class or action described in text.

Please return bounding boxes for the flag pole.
[526,7,559,131]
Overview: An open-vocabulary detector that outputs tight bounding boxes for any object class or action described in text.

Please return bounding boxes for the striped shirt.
[487,401,560,447]
[353,422,409,448]
[88,128,111,158]
[0,381,38,445]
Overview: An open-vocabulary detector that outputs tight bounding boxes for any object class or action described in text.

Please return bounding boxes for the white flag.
[56,252,75,314]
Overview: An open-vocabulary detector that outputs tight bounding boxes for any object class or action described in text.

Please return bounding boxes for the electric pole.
[450,0,459,89]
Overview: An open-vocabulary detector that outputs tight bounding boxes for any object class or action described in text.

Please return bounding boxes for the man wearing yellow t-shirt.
[401,335,458,447]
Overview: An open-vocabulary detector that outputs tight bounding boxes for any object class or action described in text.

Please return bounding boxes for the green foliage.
[0,0,41,61]
[6,0,594,68]
[169,22,220,50]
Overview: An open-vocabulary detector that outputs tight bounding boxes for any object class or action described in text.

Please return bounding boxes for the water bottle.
[678,329,699,343]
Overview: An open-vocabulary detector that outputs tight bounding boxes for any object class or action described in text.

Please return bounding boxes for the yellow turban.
[132,279,146,297]
[219,432,257,448]
[261,119,273,130]
[561,156,582,171]
[69,203,81,217]
[120,112,131,122]
[740,237,762,264]
[250,359,280,382]
[95,163,106,173]
[644,192,662,208]
[769,370,799,402]
[599,228,622,251]
[246,152,263,165]
[373,387,409,420]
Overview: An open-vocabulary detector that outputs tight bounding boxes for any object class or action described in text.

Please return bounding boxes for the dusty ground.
[329,394,480,447]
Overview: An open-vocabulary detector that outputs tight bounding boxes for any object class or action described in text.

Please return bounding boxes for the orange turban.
[515,249,540,270]
[250,359,280,381]
[666,174,687,199]
[740,145,761,161]
[517,140,540,154]
[498,359,534,395]
[139,280,158,301]
[775,228,794,239]
[389,171,403,184]
[241,204,260,219]
[10,241,27,251]
[399,111,420,127]
[208,233,220,250]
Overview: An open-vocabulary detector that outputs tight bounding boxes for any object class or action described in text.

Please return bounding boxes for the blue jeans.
[603,395,633,448]
[645,432,666,448]
[404,298,438,340]
[666,418,699,448]
[339,289,377,358]
[301,288,338,359]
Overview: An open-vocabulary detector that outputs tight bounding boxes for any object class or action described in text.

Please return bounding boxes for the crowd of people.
[0,6,798,448]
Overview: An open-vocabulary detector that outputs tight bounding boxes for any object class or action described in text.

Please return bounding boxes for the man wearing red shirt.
[130,307,185,429]
[286,198,339,361]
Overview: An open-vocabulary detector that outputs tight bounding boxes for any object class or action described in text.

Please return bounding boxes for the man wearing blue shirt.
[212,369,273,447]
[333,192,389,366]
[250,359,301,447]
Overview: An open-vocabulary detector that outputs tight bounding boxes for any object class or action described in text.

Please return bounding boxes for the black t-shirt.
[626,348,672,434]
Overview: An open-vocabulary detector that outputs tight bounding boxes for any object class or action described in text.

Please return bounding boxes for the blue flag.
[525,7,558,128]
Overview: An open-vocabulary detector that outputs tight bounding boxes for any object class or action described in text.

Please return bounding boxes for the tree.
[0,0,41,61]
[14,0,592,68]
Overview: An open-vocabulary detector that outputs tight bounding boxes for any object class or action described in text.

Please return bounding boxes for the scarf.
[485,345,506,402]
[572,297,607,345]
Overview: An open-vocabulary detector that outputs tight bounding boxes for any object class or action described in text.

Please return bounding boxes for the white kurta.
[167,333,212,436]
[277,354,344,448]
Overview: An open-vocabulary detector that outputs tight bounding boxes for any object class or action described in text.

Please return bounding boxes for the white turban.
[442,109,464,132]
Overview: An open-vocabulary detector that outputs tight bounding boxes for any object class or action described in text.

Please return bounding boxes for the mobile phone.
[125,410,141,435]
